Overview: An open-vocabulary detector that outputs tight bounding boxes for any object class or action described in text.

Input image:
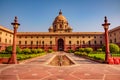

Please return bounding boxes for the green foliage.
[17,52,46,61]
[88,53,105,61]
[78,48,85,52]
[84,47,93,53]
[5,46,12,53]
[48,49,53,53]
[37,48,44,53]
[109,43,119,53]
[74,51,87,56]
[21,48,31,54]
[102,43,119,53]
[5,46,21,54]
[0,50,7,54]
[97,48,103,52]
[68,49,74,53]
[31,49,38,54]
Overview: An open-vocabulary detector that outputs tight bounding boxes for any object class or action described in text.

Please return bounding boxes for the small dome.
[68,26,72,30]
[53,10,67,23]
[49,26,53,30]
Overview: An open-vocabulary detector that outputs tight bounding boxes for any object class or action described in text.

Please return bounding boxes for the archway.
[58,39,64,51]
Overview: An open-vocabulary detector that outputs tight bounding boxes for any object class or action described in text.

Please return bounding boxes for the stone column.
[9,16,20,64]
[102,16,110,63]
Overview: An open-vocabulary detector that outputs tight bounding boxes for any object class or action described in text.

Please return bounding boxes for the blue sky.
[0,0,120,32]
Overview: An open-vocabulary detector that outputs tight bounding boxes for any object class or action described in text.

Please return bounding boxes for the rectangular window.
[19,41,21,45]
[83,41,85,44]
[88,41,91,45]
[5,39,7,43]
[100,40,102,45]
[25,36,27,38]
[50,41,52,45]
[94,41,96,44]
[36,41,38,45]
[77,41,79,45]
[25,41,27,45]
[94,36,96,38]
[31,41,33,45]
[69,41,71,45]
[9,40,11,44]
[42,41,44,45]
[0,38,1,43]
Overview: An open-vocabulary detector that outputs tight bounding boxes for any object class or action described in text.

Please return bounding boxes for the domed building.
[0,10,120,51]
[49,10,72,33]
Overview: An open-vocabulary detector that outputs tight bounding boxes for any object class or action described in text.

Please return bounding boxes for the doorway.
[58,39,64,51]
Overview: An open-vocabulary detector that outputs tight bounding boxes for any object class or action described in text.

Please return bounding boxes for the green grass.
[0,53,46,61]
[88,53,105,61]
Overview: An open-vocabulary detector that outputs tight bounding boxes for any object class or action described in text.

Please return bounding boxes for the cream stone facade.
[0,11,120,51]
[0,26,13,51]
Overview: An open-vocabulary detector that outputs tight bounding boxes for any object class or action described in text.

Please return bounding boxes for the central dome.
[48,10,72,33]
[53,10,67,23]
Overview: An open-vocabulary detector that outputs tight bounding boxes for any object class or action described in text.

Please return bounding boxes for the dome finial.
[59,9,62,15]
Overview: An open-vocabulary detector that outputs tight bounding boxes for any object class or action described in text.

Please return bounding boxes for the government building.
[0,10,120,52]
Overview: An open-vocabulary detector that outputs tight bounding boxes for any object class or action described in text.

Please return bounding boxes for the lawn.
[0,53,46,61]
[88,53,105,61]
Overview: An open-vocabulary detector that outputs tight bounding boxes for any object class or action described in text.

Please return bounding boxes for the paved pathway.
[0,52,120,80]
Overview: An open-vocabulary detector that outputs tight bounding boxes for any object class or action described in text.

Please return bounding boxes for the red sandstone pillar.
[102,16,110,63]
[9,16,20,64]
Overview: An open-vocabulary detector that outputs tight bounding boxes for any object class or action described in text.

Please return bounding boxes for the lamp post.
[102,16,110,63]
[9,16,20,64]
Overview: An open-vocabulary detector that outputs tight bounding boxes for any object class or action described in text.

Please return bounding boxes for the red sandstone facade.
[0,11,120,52]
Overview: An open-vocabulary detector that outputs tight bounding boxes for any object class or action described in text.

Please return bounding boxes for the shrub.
[74,51,80,55]
[31,49,37,54]
[102,43,119,53]
[22,48,31,54]
[97,48,103,52]
[84,47,93,54]
[5,46,21,54]
[109,43,119,53]
[68,49,74,53]
[78,48,85,52]
[48,49,53,53]
[37,48,44,53]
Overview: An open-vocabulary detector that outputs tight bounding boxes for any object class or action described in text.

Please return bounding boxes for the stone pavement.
[0,52,120,80]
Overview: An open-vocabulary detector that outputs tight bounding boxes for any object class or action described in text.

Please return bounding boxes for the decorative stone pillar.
[9,16,20,64]
[102,16,110,63]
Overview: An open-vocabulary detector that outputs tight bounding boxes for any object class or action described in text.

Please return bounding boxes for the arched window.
[60,24,62,28]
